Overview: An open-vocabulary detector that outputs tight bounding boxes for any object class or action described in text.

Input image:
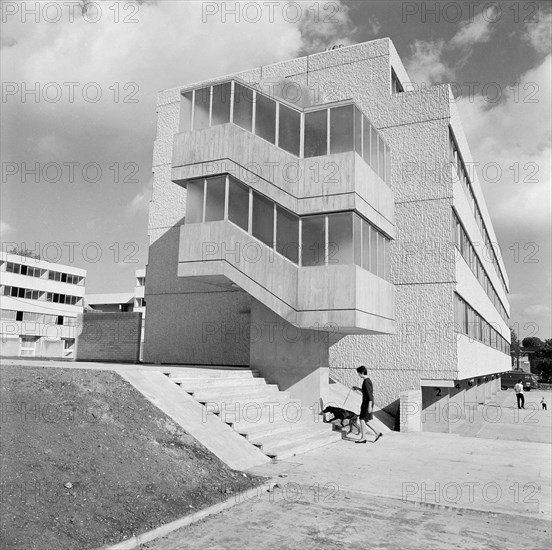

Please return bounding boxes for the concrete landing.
[119,370,270,471]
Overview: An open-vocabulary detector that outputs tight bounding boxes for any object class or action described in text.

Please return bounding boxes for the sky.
[1,0,551,340]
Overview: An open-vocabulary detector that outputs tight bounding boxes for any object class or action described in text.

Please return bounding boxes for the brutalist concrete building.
[144,38,511,431]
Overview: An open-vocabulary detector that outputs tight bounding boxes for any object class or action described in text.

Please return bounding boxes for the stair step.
[168,369,259,380]
[250,424,332,449]
[192,384,281,401]
[201,396,297,415]
[264,432,341,460]
[226,404,312,427]
[232,413,327,438]
[175,377,266,392]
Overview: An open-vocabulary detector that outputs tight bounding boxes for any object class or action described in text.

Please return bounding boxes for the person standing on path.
[352,366,383,444]
[514,379,525,409]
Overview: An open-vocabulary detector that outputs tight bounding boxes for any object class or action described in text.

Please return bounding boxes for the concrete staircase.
[164,366,341,461]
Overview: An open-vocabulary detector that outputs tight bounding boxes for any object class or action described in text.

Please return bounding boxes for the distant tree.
[510,328,521,369]
[522,336,544,349]
[7,247,41,260]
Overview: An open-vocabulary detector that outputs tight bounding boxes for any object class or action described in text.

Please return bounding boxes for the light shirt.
[514,382,524,394]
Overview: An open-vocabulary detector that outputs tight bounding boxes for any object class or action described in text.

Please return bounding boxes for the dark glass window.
[205,176,226,222]
[304,110,327,158]
[278,104,300,156]
[211,82,232,126]
[302,215,326,266]
[330,105,354,154]
[194,87,210,129]
[233,83,253,132]
[228,176,249,231]
[255,93,276,144]
[252,191,274,247]
[276,206,299,263]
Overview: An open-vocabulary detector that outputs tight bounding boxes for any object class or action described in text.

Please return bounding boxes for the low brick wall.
[75,312,142,363]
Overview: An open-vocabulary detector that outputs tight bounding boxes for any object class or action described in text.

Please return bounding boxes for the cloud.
[406,9,496,84]
[127,189,150,214]
[367,16,381,36]
[0,221,13,237]
[456,55,551,337]
[298,1,356,54]
[522,10,552,55]
[406,40,454,84]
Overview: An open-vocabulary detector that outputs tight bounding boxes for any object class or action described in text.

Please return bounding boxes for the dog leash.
[342,387,353,409]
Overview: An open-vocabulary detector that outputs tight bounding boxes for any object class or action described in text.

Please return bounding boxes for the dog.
[320,406,360,435]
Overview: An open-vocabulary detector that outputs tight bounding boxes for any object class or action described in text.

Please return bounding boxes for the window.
[301,215,325,266]
[255,93,276,144]
[328,213,353,265]
[211,82,231,126]
[278,103,300,156]
[362,119,371,165]
[391,69,404,93]
[63,338,75,358]
[304,110,327,158]
[252,191,274,247]
[185,179,205,224]
[276,206,299,264]
[0,310,16,321]
[228,176,249,231]
[20,336,38,357]
[362,222,371,272]
[180,91,193,131]
[353,214,362,267]
[370,227,378,276]
[6,262,19,274]
[233,83,253,132]
[16,311,23,322]
[204,175,225,222]
[370,126,378,174]
[330,105,354,155]
[354,107,363,157]
[120,304,131,312]
[378,136,385,181]
[194,86,210,130]
[384,143,391,184]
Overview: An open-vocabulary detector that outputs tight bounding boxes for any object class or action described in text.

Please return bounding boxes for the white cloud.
[0,221,13,237]
[406,40,453,85]
[298,0,356,53]
[406,9,496,84]
[367,16,381,36]
[523,10,552,55]
[127,189,150,214]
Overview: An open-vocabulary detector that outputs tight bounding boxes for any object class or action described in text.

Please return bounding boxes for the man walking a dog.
[353,366,383,444]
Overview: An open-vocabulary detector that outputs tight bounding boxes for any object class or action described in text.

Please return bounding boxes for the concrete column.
[448,381,465,427]
[475,378,486,404]
[249,299,330,406]
[464,380,478,418]
[400,389,422,432]
[421,386,450,433]
[484,377,492,401]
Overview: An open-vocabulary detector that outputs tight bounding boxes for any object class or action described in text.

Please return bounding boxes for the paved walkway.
[143,389,551,549]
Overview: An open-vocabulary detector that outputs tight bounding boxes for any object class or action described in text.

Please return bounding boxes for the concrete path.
[142,389,552,550]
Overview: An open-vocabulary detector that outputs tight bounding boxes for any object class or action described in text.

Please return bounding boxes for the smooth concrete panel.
[249,299,329,406]
[457,334,511,380]
[120,369,270,471]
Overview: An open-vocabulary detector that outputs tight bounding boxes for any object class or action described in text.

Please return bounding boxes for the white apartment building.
[0,251,86,358]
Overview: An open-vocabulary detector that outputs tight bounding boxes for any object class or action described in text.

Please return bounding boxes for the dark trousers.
[543,403,547,410]
[516,393,525,409]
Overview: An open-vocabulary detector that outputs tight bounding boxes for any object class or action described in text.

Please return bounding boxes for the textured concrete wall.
[75,312,141,363]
